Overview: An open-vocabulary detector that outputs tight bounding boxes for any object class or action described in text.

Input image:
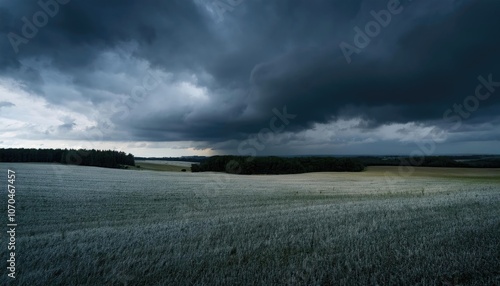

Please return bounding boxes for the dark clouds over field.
[0,0,499,156]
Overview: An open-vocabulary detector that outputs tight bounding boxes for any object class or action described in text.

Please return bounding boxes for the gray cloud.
[0,0,499,154]
[0,101,15,108]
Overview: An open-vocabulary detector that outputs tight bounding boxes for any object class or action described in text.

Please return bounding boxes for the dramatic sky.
[1,0,499,157]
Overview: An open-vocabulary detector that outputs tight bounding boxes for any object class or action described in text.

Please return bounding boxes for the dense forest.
[191,156,365,174]
[2,148,498,172]
[357,155,500,168]
[0,148,135,168]
[190,155,500,174]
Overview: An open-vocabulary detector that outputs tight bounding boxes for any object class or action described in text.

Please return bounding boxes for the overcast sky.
[0,0,499,157]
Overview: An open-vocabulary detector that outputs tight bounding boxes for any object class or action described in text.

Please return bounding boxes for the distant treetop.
[0,148,135,169]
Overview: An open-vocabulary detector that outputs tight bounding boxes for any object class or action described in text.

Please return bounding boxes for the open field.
[131,160,195,172]
[367,166,500,181]
[0,163,499,285]
[136,160,197,168]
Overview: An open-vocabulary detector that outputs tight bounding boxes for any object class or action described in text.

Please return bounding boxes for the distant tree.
[193,156,365,174]
[191,164,200,172]
[0,148,136,169]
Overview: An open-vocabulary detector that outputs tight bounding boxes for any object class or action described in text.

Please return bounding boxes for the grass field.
[130,160,195,172]
[0,163,499,285]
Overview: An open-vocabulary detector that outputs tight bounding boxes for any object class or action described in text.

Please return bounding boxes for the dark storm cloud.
[249,0,500,127]
[1,0,499,149]
[0,0,219,91]
[0,101,15,109]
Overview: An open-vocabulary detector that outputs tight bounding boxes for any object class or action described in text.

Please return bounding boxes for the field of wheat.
[0,163,499,285]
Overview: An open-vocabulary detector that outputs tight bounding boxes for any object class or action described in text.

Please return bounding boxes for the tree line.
[190,155,500,175]
[357,155,500,168]
[0,148,135,168]
[191,156,365,174]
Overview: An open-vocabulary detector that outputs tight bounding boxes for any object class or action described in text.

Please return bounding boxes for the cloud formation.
[0,0,499,155]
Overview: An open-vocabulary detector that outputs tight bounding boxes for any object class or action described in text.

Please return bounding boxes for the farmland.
[0,163,499,285]
[132,160,194,172]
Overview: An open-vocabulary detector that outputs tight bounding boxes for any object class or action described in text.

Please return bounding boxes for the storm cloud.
[0,0,499,156]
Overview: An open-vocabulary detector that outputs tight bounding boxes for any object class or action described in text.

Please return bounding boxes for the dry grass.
[131,161,191,172]
[366,165,500,180]
[0,163,499,285]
